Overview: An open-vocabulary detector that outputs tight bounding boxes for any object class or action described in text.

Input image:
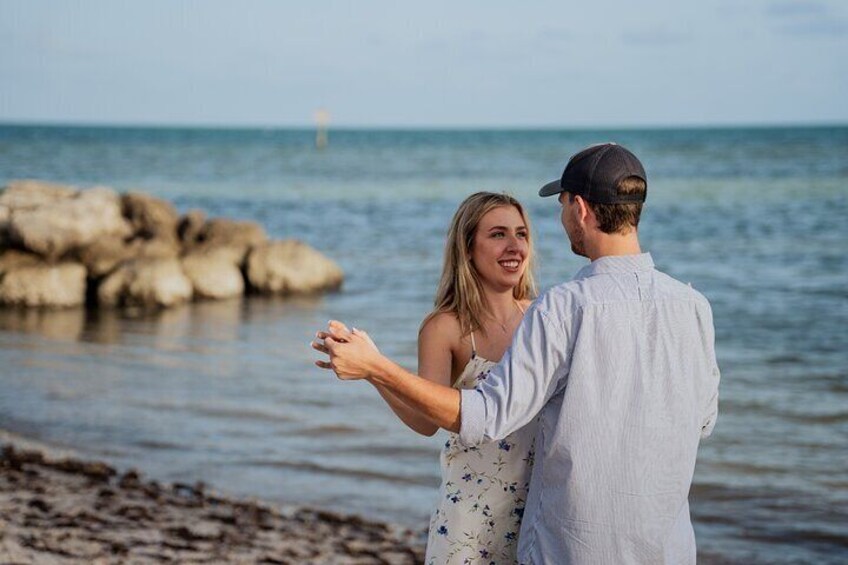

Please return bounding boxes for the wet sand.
[0,442,425,564]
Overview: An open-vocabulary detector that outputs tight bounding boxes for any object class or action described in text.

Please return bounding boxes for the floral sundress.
[425,332,537,564]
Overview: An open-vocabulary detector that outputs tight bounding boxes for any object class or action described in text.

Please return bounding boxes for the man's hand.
[311,320,383,380]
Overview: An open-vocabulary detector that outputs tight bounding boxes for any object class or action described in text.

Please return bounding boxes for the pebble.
[0,443,426,564]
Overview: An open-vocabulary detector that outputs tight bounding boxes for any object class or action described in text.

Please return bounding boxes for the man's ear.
[574,195,592,225]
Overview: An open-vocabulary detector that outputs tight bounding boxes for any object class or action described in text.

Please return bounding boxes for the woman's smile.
[498,258,522,272]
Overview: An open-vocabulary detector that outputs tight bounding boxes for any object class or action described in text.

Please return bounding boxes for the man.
[315,143,720,564]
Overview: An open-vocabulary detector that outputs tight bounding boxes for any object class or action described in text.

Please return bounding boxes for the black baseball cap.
[539,143,647,204]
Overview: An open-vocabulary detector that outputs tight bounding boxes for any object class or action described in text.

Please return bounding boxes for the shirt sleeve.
[697,297,721,439]
[700,366,720,438]
[459,302,572,446]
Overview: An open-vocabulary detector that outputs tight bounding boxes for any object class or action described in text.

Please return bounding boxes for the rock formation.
[247,241,344,295]
[0,180,344,310]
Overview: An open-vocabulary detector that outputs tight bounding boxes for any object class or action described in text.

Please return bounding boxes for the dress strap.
[469,330,477,359]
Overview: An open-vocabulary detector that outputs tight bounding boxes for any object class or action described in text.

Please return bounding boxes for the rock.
[193,218,268,261]
[177,209,207,246]
[98,258,193,308]
[121,192,179,240]
[0,534,33,563]
[27,498,50,513]
[245,241,343,295]
[77,236,179,279]
[181,248,245,299]
[0,179,77,210]
[0,205,10,248]
[76,237,135,279]
[169,522,221,541]
[130,237,182,268]
[117,504,153,521]
[0,253,87,308]
[118,470,142,490]
[2,445,45,466]
[0,441,427,564]
[172,481,206,499]
[8,187,132,259]
[50,458,116,481]
[0,249,43,276]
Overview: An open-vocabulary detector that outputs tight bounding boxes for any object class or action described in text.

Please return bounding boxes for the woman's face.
[470,205,530,293]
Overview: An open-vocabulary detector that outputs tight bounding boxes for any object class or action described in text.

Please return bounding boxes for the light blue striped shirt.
[460,253,720,565]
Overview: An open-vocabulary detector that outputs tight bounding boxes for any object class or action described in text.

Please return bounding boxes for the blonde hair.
[423,192,536,337]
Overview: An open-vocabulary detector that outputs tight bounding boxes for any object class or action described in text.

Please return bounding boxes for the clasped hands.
[311,320,382,380]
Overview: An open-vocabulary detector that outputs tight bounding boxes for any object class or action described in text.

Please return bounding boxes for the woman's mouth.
[498,259,522,271]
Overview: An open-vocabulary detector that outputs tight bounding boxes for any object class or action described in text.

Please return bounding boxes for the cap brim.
[538,179,563,197]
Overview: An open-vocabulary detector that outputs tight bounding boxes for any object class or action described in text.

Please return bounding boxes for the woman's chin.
[490,273,525,291]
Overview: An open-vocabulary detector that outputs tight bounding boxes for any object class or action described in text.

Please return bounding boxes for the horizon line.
[1,119,846,132]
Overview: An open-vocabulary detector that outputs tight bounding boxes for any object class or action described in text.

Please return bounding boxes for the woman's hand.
[312,320,383,380]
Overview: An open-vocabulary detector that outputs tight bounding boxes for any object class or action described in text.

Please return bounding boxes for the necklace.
[489,300,522,334]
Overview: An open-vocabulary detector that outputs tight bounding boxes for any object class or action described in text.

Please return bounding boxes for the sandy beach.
[0,438,425,564]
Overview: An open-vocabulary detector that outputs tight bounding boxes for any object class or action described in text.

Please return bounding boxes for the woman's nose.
[506,234,524,250]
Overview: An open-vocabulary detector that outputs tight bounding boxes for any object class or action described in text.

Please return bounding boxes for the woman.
[317,192,537,564]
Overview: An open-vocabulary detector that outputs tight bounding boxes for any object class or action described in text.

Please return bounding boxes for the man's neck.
[584,232,642,262]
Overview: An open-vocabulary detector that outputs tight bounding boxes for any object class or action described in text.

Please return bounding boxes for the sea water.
[0,125,846,563]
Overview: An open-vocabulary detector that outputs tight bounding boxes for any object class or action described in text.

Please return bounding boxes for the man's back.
[518,253,719,564]
[460,253,720,564]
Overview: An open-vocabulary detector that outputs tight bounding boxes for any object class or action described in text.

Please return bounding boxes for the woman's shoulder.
[420,310,462,338]
[419,310,466,350]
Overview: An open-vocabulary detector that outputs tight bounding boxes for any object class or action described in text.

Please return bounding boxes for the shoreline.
[0,438,426,564]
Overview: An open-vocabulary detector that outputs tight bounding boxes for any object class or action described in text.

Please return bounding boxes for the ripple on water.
[237,459,439,487]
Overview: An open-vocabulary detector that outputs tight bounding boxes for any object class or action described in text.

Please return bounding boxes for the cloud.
[766,0,828,17]
[777,19,848,35]
[621,27,690,46]
[766,0,848,37]
[535,26,573,43]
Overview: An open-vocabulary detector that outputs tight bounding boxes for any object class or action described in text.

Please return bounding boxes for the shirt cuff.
[459,388,486,447]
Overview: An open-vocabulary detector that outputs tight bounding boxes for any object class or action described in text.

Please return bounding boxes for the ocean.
[0,124,846,563]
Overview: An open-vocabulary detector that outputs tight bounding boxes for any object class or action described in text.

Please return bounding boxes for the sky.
[1,0,846,128]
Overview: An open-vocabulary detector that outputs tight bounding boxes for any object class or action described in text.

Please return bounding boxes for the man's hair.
[570,176,646,234]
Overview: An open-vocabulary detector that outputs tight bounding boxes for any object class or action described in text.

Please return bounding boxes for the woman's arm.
[372,314,456,435]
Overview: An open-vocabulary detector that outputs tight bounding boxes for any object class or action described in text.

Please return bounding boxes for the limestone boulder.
[0,180,77,210]
[98,258,193,308]
[135,236,181,261]
[0,251,86,308]
[77,236,180,279]
[0,249,43,275]
[75,237,133,279]
[0,180,76,250]
[193,218,268,261]
[0,205,11,248]
[245,240,343,295]
[177,210,207,247]
[8,187,132,259]
[181,248,245,300]
[121,192,180,240]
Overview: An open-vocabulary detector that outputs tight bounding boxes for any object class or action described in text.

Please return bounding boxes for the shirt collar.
[573,252,655,280]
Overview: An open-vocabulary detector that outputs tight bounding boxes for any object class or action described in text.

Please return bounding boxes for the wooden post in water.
[314,109,330,149]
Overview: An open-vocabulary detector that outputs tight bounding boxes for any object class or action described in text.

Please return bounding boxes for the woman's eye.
[517,232,528,239]
[492,232,505,238]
